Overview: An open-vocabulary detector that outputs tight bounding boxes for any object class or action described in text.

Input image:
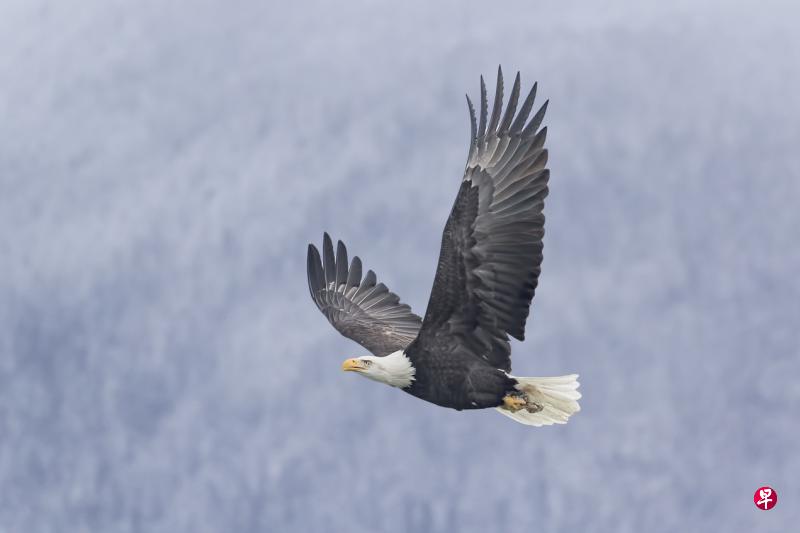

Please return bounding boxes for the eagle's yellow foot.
[502,393,527,412]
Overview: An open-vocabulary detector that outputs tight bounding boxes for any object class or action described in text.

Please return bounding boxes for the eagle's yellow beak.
[342,358,364,372]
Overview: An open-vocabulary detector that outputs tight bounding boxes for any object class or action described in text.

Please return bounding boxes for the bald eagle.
[307,68,580,426]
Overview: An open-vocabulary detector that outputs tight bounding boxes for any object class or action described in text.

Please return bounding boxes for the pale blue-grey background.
[2,1,798,532]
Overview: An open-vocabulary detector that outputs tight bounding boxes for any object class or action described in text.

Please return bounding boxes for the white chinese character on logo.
[757,488,773,510]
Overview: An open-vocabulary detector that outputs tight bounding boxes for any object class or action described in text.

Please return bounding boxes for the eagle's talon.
[502,393,528,412]
[525,401,543,413]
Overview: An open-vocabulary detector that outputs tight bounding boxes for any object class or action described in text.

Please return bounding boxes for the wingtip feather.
[499,71,521,134]
[466,94,477,147]
[522,100,549,136]
[478,75,488,139]
[511,81,537,134]
[487,66,504,135]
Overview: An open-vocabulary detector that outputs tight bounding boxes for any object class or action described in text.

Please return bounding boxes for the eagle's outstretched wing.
[307,233,422,356]
[413,67,550,372]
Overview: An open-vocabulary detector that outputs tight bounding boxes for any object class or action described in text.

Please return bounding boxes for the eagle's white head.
[341,350,415,388]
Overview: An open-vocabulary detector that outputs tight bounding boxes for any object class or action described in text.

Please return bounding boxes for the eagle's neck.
[379,350,416,388]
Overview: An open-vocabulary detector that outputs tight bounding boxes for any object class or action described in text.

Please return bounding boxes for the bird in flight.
[307,67,580,426]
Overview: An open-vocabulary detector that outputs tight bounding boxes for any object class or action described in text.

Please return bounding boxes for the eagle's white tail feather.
[495,374,581,427]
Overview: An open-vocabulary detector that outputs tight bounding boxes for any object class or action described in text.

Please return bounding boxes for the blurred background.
[2,0,798,531]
